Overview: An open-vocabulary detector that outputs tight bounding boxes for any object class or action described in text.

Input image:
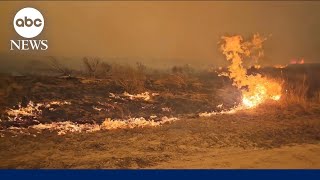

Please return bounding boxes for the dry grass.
[282,74,309,110]
[153,74,187,91]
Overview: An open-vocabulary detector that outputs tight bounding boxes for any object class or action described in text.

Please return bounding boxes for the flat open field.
[1,64,320,168]
[1,1,320,170]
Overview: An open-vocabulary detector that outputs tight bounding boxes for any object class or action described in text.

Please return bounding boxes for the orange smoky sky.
[0,1,320,67]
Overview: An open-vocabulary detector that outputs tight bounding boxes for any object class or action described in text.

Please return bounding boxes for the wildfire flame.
[290,58,305,64]
[274,64,288,69]
[219,34,282,108]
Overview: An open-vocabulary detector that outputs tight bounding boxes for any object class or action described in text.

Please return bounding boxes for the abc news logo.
[10,7,48,50]
[16,16,43,27]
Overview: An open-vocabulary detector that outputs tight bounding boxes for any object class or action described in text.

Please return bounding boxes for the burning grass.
[122,91,159,101]
[1,116,178,137]
[1,63,320,137]
[1,34,320,139]
[219,34,282,109]
[101,116,178,130]
[0,98,178,137]
[5,101,71,124]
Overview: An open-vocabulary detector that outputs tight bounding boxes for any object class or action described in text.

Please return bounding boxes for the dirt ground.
[1,110,319,169]
[154,144,320,169]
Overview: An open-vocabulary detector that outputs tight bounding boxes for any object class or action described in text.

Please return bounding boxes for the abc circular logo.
[13,7,44,38]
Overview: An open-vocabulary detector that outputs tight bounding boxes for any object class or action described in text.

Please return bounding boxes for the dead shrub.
[111,64,146,93]
[83,57,101,78]
[48,57,73,76]
[96,62,112,78]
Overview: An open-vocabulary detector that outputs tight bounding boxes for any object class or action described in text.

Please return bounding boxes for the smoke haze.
[0,1,320,68]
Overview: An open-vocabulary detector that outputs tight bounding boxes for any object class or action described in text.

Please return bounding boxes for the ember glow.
[219,34,282,108]
[1,100,178,137]
[274,64,288,69]
[6,101,71,121]
[290,58,305,64]
[0,116,178,136]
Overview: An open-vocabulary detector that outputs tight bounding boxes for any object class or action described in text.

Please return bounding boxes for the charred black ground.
[0,63,320,168]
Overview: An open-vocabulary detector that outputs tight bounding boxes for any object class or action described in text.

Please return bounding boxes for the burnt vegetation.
[1,57,320,169]
[0,57,320,127]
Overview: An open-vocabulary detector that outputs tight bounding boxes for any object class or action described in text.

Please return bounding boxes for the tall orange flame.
[219,34,282,108]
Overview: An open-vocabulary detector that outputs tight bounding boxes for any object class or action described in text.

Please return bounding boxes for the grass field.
[0,62,320,168]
